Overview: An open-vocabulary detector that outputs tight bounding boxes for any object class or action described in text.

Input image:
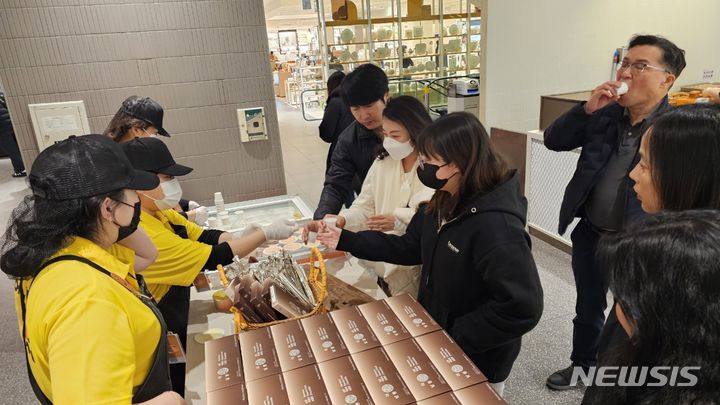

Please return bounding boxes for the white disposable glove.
[232,224,261,239]
[191,206,208,225]
[260,219,298,241]
[188,200,201,210]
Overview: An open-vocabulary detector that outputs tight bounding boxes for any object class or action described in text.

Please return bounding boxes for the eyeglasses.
[617,61,670,74]
[111,198,136,209]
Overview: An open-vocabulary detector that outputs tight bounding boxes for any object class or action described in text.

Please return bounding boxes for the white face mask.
[147,178,183,211]
[383,137,414,161]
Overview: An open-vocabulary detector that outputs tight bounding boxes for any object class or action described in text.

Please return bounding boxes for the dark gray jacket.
[544,98,669,234]
[314,121,381,219]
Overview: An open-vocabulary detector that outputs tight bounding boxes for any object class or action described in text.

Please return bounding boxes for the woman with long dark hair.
[586,210,720,404]
[317,112,544,395]
[1,135,184,404]
[585,104,720,402]
[629,103,720,213]
[304,95,434,297]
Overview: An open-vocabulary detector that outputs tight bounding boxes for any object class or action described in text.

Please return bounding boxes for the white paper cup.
[220,215,231,226]
[324,217,338,229]
[208,217,221,228]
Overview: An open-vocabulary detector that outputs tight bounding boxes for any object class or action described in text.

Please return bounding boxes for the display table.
[183,256,375,404]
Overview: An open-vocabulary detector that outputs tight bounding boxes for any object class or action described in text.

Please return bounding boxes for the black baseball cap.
[29,134,159,200]
[120,95,170,137]
[122,137,193,176]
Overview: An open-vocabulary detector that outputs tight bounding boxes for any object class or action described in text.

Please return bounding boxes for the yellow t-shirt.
[135,209,212,301]
[15,237,161,404]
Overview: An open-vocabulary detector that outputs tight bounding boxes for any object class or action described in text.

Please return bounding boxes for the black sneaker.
[12,170,26,178]
[546,365,585,390]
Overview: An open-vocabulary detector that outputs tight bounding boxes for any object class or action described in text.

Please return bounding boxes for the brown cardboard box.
[239,327,282,382]
[317,355,374,405]
[270,320,316,372]
[415,391,462,405]
[384,338,451,401]
[301,312,350,363]
[204,335,244,392]
[283,364,332,405]
[454,383,507,404]
[330,306,381,354]
[246,374,290,405]
[385,294,440,337]
[415,330,488,390]
[358,299,411,345]
[352,347,415,405]
[207,382,249,405]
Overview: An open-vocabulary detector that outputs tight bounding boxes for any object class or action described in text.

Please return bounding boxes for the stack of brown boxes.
[205,294,506,404]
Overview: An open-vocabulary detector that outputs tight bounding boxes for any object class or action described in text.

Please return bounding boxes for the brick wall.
[0,0,286,205]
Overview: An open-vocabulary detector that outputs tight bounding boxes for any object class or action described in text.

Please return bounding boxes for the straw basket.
[217,247,328,333]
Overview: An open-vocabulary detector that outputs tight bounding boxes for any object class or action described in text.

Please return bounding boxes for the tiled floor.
[0,101,589,404]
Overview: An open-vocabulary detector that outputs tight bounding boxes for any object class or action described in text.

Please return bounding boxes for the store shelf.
[325,12,481,27]
[337,55,400,64]
[329,39,402,47]
[329,41,370,46]
[402,34,466,41]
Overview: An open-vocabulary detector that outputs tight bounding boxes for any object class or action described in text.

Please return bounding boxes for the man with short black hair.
[314,63,389,219]
[544,34,686,390]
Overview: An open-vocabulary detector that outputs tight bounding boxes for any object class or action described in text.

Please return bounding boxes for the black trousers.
[157,285,190,396]
[0,126,25,173]
[570,219,610,368]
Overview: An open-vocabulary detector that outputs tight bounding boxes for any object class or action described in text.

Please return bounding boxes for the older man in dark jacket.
[0,91,26,177]
[314,64,388,220]
[544,35,685,390]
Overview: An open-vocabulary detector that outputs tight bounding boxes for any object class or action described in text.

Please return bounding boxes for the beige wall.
[483,0,720,133]
[0,0,286,205]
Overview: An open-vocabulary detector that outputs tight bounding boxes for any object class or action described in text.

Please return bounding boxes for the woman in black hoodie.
[317,112,544,396]
[318,71,354,173]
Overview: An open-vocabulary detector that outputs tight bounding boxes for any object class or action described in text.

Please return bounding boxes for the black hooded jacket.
[337,171,544,382]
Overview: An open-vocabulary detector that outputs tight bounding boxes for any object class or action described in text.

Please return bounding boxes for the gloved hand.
[188,200,201,210]
[260,219,298,241]
[232,224,261,239]
[190,206,208,225]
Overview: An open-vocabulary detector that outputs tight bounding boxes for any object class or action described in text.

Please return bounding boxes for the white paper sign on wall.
[29,101,91,152]
[238,107,268,142]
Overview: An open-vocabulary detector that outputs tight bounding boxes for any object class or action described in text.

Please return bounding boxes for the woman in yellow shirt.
[121,136,297,394]
[1,135,184,404]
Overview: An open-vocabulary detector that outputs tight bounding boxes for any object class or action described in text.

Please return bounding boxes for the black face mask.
[112,200,141,242]
[417,162,453,190]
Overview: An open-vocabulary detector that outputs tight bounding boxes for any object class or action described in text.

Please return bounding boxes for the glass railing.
[300,73,478,121]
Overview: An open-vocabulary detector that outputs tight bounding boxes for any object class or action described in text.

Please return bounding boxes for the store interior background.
[0,0,719,404]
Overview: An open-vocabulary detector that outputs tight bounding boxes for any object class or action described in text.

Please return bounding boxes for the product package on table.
[204,293,506,405]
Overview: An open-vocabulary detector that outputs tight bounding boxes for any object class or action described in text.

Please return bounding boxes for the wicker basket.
[217,247,328,333]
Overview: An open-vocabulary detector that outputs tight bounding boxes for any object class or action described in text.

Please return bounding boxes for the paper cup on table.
[220,214,231,226]
[208,217,222,228]
[212,291,233,312]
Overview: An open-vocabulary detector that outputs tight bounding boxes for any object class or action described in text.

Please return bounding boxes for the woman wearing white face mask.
[120,137,297,395]
[104,95,209,225]
[303,96,434,297]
